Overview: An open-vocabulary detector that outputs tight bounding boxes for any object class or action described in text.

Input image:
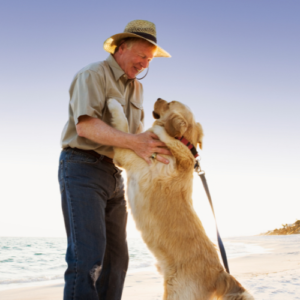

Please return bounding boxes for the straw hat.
[103,20,171,58]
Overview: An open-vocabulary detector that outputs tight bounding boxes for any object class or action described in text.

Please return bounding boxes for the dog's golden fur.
[107,98,254,300]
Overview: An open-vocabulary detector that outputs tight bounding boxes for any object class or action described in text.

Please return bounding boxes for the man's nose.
[140,60,149,69]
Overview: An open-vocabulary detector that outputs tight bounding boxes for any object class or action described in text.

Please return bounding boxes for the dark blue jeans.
[58,148,129,300]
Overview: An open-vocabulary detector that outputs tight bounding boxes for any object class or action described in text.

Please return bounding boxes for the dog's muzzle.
[152,111,160,119]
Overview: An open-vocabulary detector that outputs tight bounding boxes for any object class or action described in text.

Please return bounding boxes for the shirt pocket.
[130,100,143,110]
[129,100,144,134]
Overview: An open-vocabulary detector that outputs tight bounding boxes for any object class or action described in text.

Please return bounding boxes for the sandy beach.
[1,235,299,300]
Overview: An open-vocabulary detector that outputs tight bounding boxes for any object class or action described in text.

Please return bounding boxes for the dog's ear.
[165,112,188,138]
[196,122,204,149]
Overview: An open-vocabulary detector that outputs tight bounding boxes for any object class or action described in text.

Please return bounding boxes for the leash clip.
[194,159,205,175]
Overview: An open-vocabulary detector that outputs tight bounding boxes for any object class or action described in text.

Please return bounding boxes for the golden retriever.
[107,98,254,300]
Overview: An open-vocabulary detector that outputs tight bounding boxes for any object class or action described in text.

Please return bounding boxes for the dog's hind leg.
[107,98,129,133]
[215,272,255,300]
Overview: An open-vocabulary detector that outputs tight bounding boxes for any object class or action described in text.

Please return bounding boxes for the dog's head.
[153,98,204,149]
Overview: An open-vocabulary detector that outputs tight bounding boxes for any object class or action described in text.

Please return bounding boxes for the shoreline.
[0,235,299,300]
[0,266,158,292]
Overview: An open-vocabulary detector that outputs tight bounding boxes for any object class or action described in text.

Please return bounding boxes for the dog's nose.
[157,98,162,101]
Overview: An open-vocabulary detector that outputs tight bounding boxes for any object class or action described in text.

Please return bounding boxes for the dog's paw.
[152,125,172,143]
[107,98,129,132]
[107,98,123,115]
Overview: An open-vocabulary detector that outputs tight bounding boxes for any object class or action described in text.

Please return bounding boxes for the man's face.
[116,40,156,79]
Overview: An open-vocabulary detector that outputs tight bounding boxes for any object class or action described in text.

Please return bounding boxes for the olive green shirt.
[60,55,144,158]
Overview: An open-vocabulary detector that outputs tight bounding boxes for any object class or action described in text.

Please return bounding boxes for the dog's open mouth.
[152,111,160,119]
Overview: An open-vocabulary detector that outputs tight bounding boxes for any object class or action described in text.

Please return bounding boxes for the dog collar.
[175,136,199,158]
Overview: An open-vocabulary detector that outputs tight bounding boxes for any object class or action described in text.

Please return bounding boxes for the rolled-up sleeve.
[70,70,105,124]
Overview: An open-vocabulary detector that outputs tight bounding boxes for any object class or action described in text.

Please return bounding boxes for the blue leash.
[194,160,230,274]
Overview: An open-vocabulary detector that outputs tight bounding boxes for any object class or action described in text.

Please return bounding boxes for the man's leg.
[96,170,129,300]
[59,149,123,300]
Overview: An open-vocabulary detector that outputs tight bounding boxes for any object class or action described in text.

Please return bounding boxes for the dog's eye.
[152,111,160,119]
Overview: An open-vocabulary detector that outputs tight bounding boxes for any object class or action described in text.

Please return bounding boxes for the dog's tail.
[214,271,254,300]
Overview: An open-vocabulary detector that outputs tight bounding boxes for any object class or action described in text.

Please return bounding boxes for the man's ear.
[165,112,188,138]
[196,122,204,149]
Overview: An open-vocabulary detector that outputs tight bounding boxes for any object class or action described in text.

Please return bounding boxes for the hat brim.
[103,32,171,58]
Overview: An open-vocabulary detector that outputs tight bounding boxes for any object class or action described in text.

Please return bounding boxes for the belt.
[65,147,114,164]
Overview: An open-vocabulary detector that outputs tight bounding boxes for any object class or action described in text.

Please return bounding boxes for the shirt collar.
[106,55,135,83]
[106,54,125,81]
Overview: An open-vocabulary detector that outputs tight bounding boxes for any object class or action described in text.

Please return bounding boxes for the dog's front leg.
[107,98,129,133]
[106,98,144,169]
[152,125,194,171]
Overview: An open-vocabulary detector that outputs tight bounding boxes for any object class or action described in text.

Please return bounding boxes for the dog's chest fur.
[125,151,194,235]
[126,153,176,213]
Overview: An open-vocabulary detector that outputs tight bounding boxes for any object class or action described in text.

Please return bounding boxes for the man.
[58,20,171,300]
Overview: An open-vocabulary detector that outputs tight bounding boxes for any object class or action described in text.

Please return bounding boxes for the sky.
[0,0,299,239]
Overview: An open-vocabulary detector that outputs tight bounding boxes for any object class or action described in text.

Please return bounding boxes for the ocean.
[0,236,266,291]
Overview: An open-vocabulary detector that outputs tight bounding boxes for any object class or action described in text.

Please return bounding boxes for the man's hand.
[131,131,172,165]
[76,115,172,165]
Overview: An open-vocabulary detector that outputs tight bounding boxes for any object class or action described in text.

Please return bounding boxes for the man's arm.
[76,115,171,165]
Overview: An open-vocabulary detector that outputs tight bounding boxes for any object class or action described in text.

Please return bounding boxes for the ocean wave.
[0,236,268,289]
[0,274,64,285]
